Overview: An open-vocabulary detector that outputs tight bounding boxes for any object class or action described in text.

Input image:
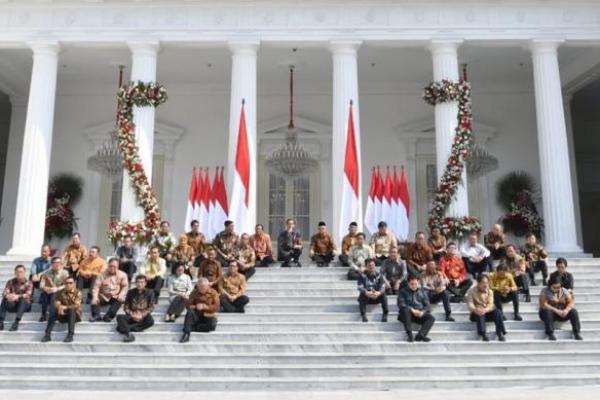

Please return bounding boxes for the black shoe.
[502,314,507,321]
[0,321,3,331]
[445,315,455,322]
[530,280,537,287]
[296,262,302,268]
[574,332,583,341]
[547,332,557,341]
[63,333,74,343]
[123,333,136,343]
[361,314,368,323]
[9,321,19,332]
[381,314,388,323]
[406,332,414,342]
[497,334,506,342]
[542,279,547,286]
[38,314,47,322]
[415,334,431,342]
[481,334,490,342]
[323,263,330,267]
[514,314,523,321]
[281,262,290,268]
[41,333,51,343]
[180,333,190,343]
[102,315,113,323]
[525,294,531,303]
[89,316,102,323]
[450,296,462,303]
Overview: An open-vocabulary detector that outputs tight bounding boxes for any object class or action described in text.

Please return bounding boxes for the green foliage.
[49,173,84,206]
[495,171,535,211]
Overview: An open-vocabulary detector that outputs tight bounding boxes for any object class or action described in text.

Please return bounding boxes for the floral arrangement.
[108,81,168,245]
[45,174,83,241]
[502,190,544,237]
[423,79,481,239]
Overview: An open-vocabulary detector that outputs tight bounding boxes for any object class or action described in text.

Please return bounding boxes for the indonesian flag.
[184,168,198,231]
[207,168,220,239]
[229,100,252,235]
[211,166,229,238]
[338,101,360,243]
[398,165,410,240]
[364,167,377,235]
[390,166,401,238]
[381,166,393,231]
[199,167,211,234]
[192,168,203,222]
[374,166,383,225]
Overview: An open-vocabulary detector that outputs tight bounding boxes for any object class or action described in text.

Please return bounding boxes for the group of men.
[0,218,584,343]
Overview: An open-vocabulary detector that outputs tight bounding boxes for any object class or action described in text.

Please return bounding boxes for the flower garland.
[108,81,168,245]
[501,190,544,237]
[423,79,481,239]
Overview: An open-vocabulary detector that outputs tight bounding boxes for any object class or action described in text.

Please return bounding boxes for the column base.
[545,243,584,255]
[5,246,38,261]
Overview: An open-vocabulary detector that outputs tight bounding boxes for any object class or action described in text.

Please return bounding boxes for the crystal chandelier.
[87,65,124,181]
[266,65,318,179]
[467,143,499,178]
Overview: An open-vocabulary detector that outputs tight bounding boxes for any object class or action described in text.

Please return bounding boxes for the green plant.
[49,173,84,206]
[495,171,535,210]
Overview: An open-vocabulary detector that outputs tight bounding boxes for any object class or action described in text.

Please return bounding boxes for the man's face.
[150,248,160,259]
[198,281,209,293]
[15,267,26,280]
[356,235,365,245]
[389,248,398,261]
[226,223,234,233]
[426,262,437,274]
[160,223,170,234]
[51,260,62,272]
[41,246,50,258]
[478,279,489,291]
[64,279,76,291]
[241,235,250,246]
[349,225,357,235]
[89,248,99,258]
[256,225,264,235]
[378,226,386,235]
[492,224,501,235]
[497,270,506,278]
[175,266,184,276]
[229,262,239,274]
[366,262,376,274]
[416,234,426,245]
[136,278,147,290]
[287,220,295,230]
[468,235,477,245]
[447,245,457,256]
[527,235,536,245]
[551,283,561,294]
[191,222,200,233]
[125,237,133,247]
[207,250,216,260]
[408,279,418,291]
[506,246,516,258]
[72,235,80,246]
[557,263,567,274]
[107,262,118,274]
[318,225,327,235]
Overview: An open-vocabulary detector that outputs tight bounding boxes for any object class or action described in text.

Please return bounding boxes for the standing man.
[213,220,239,267]
[277,218,303,268]
[490,264,522,321]
[370,221,398,265]
[439,242,473,302]
[114,236,137,282]
[0,265,33,331]
[397,275,436,342]
[250,224,274,267]
[309,221,337,267]
[539,275,582,341]
[339,222,359,267]
[465,274,506,342]
[139,246,167,303]
[357,259,388,323]
[460,232,492,278]
[38,257,69,322]
[116,275,155,343]
[90,258,128,322]
[41,276,82,343]
[30,245,52,297]
[218,261,250,313]
[180,278,220,342]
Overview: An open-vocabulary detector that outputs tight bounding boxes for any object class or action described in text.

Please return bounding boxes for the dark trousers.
[279,249,302,265]
[45,308,80,334]
[539,308,580,335]
[147,277,164,303]
[257,256,274,268]
[220,294,250,313]
[514,274,530,297]
[91,298,122,319]
[528,261,548,285]
[358,292,389,315]
[119,261,137,282]
[397,307,435,337]
[463,257,492,277]
[427,290,452,316]
[76,275,97,301]
[447,278,473,299]
[0,298,31,321]
[241,268,256,281]
[494,291,519,315]
[374,256,387,266]
[183,309,217,333]
[339,254,350,267]
[39,292,55,317]
[116,314,154,334]
[347,268,362,281]
[166,296,187,317]
[469,309,505,336]
[312,253,334,265]
[489,247,506,260]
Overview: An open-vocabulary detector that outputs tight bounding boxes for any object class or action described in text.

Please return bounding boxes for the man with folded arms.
[42,276,82,343]
[116,275,155,343]
[30,245,52,297]
[90,258,128,322]
[439,242,473,302]
[539,275,582,341]
[0,265,33,331]
[218,261,249,313]
[397,275,436,342]
[465,274,506,342]
[490,264,522,321]
[357,259,388,323]
[76,246,107,303]
[180,278,220,342]
[347,233,374,280]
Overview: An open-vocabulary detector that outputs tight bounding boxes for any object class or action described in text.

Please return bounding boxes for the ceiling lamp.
[467,143,499,178]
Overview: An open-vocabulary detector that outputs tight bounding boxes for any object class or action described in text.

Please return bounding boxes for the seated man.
[369,221,398,265]
[41,276,82,343]
[76,246,107,303]
[165,264,193,322]
[460,232,492,278]
[90,258,128,322]
[180,278,220,342]
[549,257,574,293]
[150,220,177,266]
[380,247,406,295]
[277,218,303,268]
[38,257,69,322]
[139,246,167,303]
[186,219,207,263]
[397,275,436,342]
[420,261,454,322]
[116,275,155,343]
[503,244,531,302]
[439,242,473,302]
[539,275,582,341]
[357,259,388,323]
[309,221,337,267]
[0,265,33,331]
[30,244,52,297]
[213,220,239,267]
[484,224,506,263]
[406,231,434,277]
[490,264,522,321]
[171,234,196,275]
[339,222,359,267]
[198,248,223,289]
[465,274,506,342]
[62,233,87,277]
[114,236,137,282]
[521,233,549,286]
[347,233,375,280]
[250,224,274,268]
[218,261,249,313]
[236,233,257,280]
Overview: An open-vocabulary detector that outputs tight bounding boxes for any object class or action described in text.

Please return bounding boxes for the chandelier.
[87,65,124,181]
[467,143,499,178]
[266,65,318,179]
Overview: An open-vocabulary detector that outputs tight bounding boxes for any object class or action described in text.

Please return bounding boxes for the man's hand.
[91,297,98,306]
[411,308,423,318]
[196,303,206,311]
[6,293,18,302]
[475,306,486,316]
[57,305,66,315]
[393,281,400,291]
[31,274,40,282]
[471,256,482,263]
[435,286,444,294]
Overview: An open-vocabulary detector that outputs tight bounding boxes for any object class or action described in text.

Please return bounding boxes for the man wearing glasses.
[41,276,82,343]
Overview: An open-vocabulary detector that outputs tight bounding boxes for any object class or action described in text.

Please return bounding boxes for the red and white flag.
[390,166,401,238]
[229,100,252,235]
[192,168,203,222]
[397,166,410,240]
[374,166,383,225]
[338,101,361,243]
[207,168,220,239]
[211,166,229,237]
[364,167,377,235]
[199,167,211,234]
[184,168,198,231]
[381,166,393,229]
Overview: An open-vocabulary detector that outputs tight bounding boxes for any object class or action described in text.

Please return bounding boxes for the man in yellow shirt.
[490,264,522,321]
[76,246,107,304]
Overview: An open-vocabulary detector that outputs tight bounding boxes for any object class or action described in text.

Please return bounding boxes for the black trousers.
[489,247,506,261]
[183,309,217,333]
[91,298,122,319]
[358,292,389,315]
[257,256,274,268]
[494,291,519,315]
[119,261,137,282]
[397,307,435,337]
[427,290,452,316]
[463,257,492,277]
[241,268,256,281]
[76,275,97,301]
[514,274,530,296]
[220,294,250,313]
[469,309,505,336]
[447,278,473,298]
[374,256,387,266]
[39,292,55,316]
[539,308,580,335]
[116,314,154,334]
[166,296,187,317]
[279,249,302,265]
[312,253,334,265]
[528,261,548,284]
[45,308,80,334]
[339,254,350,267]
[347,268,362,281]
[146,277,164,302]
[0,298,31,321]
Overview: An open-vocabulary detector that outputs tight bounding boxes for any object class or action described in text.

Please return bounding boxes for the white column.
[330,40,363,243]
[8,42,59,257]
[530,40,581,253]
[429,40,469,218]
[120,41,159,222]
[227,41,259,233]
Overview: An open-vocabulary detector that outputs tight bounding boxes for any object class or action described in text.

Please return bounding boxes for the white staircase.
[0,257,600,390]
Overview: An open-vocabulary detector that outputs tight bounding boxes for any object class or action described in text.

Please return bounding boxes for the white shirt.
[460,243,490,259]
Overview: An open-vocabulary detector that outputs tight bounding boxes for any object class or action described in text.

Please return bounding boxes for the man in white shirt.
[460,232,492,278]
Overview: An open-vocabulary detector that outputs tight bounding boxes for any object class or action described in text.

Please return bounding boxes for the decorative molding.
[258,114,331,159]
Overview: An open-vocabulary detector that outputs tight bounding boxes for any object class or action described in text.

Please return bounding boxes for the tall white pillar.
[530,40,581,253]
[120,42,159,222]
[429,40,469,218]
[330,40,363,243]
[227,41,259,234]
[8,42,59,257]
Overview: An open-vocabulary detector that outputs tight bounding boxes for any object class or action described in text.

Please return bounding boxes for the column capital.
[127,41,160,57]
[529,39,565,55]
[26,41,60,57]
[228,40,260,55]
[428,39,463,54]
[329,40,362,55]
